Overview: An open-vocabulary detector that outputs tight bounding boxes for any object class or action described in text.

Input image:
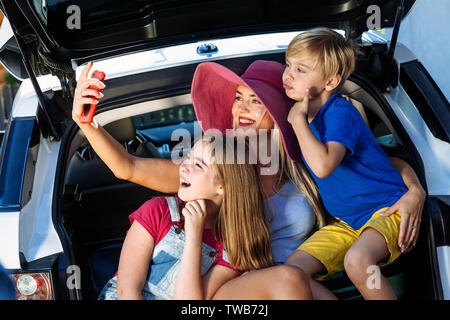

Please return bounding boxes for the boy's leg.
[286,219,362,300]
[344,227,396,300]
[285,250,337,300]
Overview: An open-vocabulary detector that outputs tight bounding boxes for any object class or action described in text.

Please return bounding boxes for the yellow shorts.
[298,207,404,280]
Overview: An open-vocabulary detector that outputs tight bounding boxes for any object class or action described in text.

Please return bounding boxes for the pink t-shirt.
[129,197,240,273]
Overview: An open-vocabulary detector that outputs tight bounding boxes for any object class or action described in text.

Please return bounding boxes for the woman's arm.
[389,157,426,196]
[116,221,155,300]
[73,61,180,193]
[381,157,426,252]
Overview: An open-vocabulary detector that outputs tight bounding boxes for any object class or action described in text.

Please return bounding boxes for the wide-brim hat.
[191,60,301,161]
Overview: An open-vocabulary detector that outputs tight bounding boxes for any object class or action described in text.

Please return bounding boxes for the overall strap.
[222,249,231,264]
[165,196,181,222]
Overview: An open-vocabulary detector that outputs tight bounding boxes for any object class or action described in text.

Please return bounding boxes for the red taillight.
[10,272,53,300]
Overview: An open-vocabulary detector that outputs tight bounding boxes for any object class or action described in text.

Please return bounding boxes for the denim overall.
[98,197,229,300]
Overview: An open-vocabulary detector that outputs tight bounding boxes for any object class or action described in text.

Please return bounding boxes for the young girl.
[98,135,275,300]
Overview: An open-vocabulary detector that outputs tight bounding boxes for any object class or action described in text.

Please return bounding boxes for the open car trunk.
[55,46,439,300]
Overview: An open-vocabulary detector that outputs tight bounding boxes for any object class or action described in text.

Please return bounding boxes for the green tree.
[4,72,21,86]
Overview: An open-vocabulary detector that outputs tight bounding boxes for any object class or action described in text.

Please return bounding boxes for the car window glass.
[132,104,196,129]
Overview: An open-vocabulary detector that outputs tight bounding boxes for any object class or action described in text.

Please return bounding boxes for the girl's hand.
[380,186,426,253]
[182,200,207,239]
[174,200,207,299]
[72,61,106,125]
[288,88,310,124]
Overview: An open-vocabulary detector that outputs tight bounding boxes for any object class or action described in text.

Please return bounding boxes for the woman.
[72,60,425,299]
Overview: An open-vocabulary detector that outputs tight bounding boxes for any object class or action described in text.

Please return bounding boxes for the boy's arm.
[288,91,346,178]
[73,62,180,193]
[381,157,426,252]
[116,221,155,300]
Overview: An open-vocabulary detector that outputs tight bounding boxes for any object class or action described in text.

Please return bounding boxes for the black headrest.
[103,118,136,143]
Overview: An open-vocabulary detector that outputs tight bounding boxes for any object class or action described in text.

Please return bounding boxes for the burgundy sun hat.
[191,60,301,162]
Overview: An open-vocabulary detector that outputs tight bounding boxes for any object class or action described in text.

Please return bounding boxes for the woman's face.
[178,140,223,205]
[231,86,274,132]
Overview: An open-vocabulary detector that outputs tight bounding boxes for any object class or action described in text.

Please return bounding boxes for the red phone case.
[80,70,106,124]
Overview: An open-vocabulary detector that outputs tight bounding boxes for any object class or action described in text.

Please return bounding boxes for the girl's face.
[231,86,274,132]
[178,140,224,205]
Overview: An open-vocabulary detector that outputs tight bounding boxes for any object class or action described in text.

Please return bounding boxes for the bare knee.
[277,265,309,284]
[270,265,312,299]
[344,248,374,279]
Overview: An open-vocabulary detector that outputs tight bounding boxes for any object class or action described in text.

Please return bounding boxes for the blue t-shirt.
[264,181,316,263]
[303,93,407,230]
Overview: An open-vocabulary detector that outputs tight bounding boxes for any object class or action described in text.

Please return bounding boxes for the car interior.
[59,50,431,300]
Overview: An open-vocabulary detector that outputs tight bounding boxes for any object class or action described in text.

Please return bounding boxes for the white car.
[0,0,448,300]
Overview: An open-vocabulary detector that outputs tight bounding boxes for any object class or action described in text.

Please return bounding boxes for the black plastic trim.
[430,197,450,247]
[52,122,82,300]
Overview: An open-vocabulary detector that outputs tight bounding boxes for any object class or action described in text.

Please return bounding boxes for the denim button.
[175,227,181,234]
[107,282,112,288]
[209,251,216,257]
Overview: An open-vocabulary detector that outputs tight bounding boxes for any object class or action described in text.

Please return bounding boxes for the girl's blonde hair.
[272,128,328,229]
[202,134,274,271]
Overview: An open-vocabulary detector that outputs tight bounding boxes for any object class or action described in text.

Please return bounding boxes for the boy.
[283,28,424,299]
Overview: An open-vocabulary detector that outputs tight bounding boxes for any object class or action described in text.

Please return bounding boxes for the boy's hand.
[380,186,425,252]
[182,200,207,239]
[288,89,310,124]
[72,61,106,125]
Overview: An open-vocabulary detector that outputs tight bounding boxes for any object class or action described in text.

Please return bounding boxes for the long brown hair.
[272,128,328,228]
[203,134,274,271]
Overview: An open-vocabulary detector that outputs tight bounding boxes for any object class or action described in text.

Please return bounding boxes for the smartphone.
[80,70,106,124]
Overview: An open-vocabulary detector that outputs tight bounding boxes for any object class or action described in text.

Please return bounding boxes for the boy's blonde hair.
[286,28,355,91]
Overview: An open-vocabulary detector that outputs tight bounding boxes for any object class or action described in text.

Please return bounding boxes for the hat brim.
[191,62,301,162]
